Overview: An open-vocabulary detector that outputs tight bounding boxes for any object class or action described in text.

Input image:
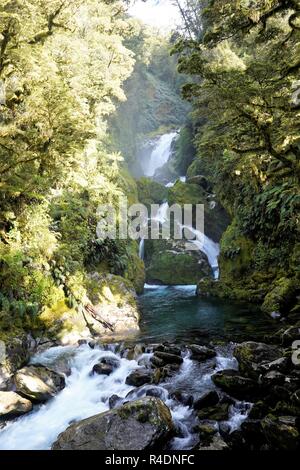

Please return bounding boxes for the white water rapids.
[0,341,249,450]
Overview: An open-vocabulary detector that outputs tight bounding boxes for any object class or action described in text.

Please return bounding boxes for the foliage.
[0,0,146,334]
[173,0,300,300]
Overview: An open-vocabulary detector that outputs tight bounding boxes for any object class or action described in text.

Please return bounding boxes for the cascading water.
[181,225,220,279]
[143,132,177,177]
[139,238,145,260]
[0,341,250,450]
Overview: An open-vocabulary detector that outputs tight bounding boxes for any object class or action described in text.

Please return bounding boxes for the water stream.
[0,132,276,450]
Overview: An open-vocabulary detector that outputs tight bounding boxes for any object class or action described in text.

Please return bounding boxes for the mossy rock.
[136,177,168,209]
[145,239,211,285]
[123,241,145,294]
[261,277,298,314]
[52,397,174,450]
[261,415,299,450]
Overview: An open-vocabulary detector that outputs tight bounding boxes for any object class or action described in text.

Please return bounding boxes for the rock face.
[234,342,282,379]
[14,365,65,402]
[0,391,33,418]
[0,336,31,387]
[52,397,174,450]
[39,273,140,345]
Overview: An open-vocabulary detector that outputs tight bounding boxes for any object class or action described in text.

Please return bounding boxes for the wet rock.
[197,422,218,444]
[150,356,165,368]
[291,389,300,405]
[153,344,182,357]
[218,422,231,438]
[52,397,174,450]
[225,429,247,450]
[281,325,300,346]
[188,344,216,361]
[14,366,65,402]
[0,391,33,418]
[240,419,265,449]
[92,357,120,376]
[125,368,156,387]
[212,369,258,399]
[259,371,286,388]
[153,351,183,365]
[261,415,300,450]
[194,390,219,410]
[199,435,229,450]
[197,403,229,421]
[109,394,122,409]
[234,342,282,379]
[171,391,194,407]
[161,364,181,378]
[125,385,167,401]
[258,356,290,375]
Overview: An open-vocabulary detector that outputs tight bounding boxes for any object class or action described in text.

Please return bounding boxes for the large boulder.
[188,344,216,361]
[199,435,229,451]
[194,391,220,410]
[197,403,230,421]
[0,391,32,418]
[261,416,300,450]
[91,357,120,376]
[212,369,258,399]
[52,397,174,450]
[14,365,65,402]
[145,239,212,285]
[234,342,282,379]
[152,351,183,366]
[125,369,157,387]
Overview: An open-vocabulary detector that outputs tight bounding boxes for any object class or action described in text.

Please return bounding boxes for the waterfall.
[181,225,220,279]
[139,238,145,260]
[144,132,177,177]
[152,201,169,223]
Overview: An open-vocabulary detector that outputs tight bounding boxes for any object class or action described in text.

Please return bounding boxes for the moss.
[261,277,298,314]
[168,180,206,206]
[146,243,211,285]
[122,241,145,294]
[136,177,168,209]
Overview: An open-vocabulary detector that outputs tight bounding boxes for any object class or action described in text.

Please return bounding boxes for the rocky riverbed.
[0,316,299,450]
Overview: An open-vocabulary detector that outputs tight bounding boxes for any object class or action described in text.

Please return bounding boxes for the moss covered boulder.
[261,277,298,315]
[145,239,211,285]
[52,397,174,450]
[261,415,300,450]
[137,177,168,209]
[234,342,282,379]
